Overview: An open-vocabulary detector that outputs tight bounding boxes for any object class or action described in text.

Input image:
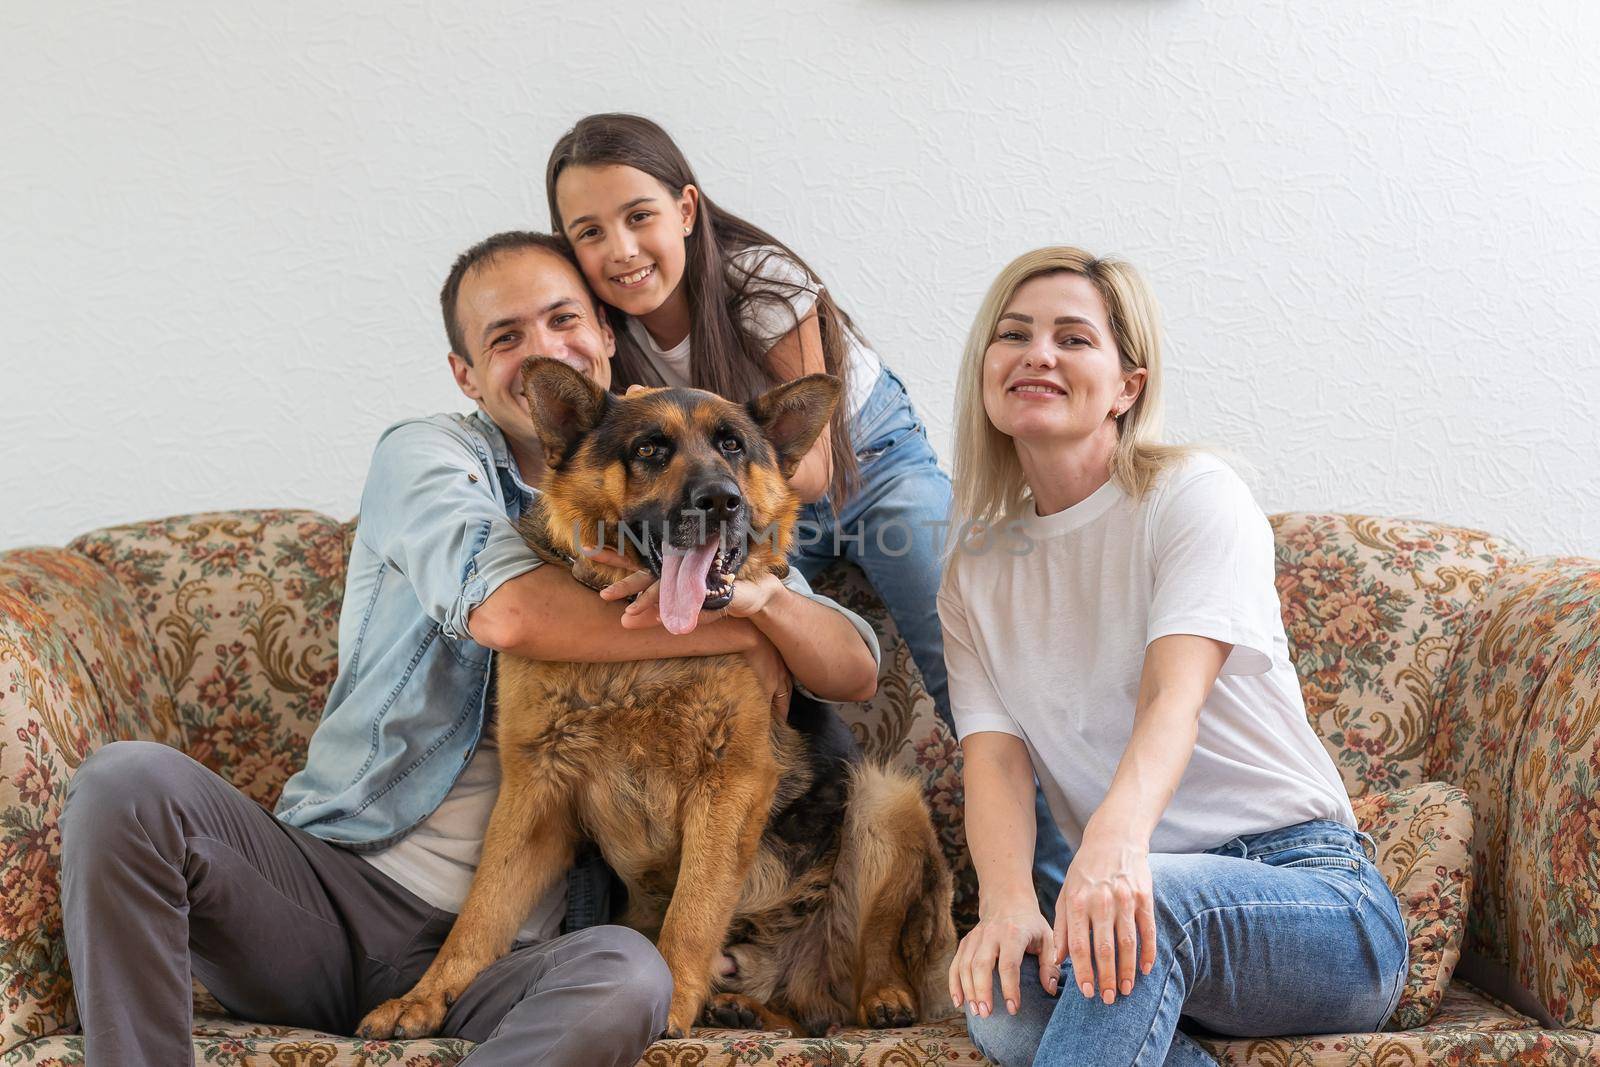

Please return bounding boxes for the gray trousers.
[59,740,672,1067]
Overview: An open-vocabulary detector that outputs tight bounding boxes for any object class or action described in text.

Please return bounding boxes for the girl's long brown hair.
[546,113,859,502]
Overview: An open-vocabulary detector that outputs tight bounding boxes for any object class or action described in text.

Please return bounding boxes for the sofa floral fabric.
[1503,560,1600,1030]
[1429,557,1600,1030]
[1351,783,1473,1030]
[0,512,349,1054]
[1196,980,1600,1067]
[2,509,1597,1067]
[7,986,1596,1067]
[0,545,184,1051]
[1270,514,1519,799]
[68,510,350,808]
[0,1010,472,1066]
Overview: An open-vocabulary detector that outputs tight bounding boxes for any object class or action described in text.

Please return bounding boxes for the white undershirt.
[939,453,1354,855]
[624,245,882,417]
[361,707,567,944]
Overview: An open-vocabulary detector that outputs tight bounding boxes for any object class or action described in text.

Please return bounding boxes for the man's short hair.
[440,231,591,364]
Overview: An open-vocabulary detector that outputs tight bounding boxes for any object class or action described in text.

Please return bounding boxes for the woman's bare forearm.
[1086,634,1228,843]
[963,731,1042,915]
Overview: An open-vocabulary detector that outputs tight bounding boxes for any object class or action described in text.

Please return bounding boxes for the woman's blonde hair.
[950,246,1192,528]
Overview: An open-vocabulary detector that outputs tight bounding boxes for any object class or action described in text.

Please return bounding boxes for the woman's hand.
[1053,827,1157,1004]
[948,895,1058,1018]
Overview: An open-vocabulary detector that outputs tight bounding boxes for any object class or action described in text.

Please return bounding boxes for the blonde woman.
[941,248,1407,1065]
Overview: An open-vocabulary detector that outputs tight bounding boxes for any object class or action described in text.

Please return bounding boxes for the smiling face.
[980,271,1144,447]
[554,163,697,326]
[448,246,615,465]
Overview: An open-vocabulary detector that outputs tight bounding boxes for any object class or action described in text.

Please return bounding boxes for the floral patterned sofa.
[2,509,1598,1066]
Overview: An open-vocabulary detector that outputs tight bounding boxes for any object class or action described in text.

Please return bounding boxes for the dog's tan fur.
[357,359,954,1040]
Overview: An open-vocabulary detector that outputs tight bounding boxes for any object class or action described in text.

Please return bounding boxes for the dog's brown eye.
[636,443,658,459]
[719,437,743,454]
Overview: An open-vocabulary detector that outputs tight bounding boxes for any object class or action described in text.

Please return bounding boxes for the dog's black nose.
[690,478,743,523]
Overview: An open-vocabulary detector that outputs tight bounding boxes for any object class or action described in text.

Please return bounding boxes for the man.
[59,231,881,1066]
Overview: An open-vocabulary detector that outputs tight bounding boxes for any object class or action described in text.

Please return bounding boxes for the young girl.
[544,112,952,726]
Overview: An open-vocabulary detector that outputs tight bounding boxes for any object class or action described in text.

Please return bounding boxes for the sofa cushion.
[8,983,1594,1067]
[1,1014,991,1066]
[1353,782,1473,1030]
[1270,514,1519,799]
[1196,979,1599,1067]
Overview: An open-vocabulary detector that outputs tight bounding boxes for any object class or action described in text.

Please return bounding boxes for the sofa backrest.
[68,510,351,808]
[43,508,1537,943]
[1267,513,1520,796]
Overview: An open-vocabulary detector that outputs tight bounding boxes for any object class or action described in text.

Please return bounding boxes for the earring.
[683,226,692,236]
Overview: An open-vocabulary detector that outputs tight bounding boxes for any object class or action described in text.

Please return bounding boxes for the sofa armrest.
[0,546,183,1052]
[1502,562,1600,1031]
[1429,556,1600,1031]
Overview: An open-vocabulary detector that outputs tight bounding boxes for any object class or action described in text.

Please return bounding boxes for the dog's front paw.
[356,989,454,1040]
[857,983,916,1029]
[663,1005,699,1040]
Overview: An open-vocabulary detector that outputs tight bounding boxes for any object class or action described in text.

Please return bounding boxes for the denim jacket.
[274,410,879,926]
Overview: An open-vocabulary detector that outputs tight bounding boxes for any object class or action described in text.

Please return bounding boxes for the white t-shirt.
[938,453,1354,855]
[361,702,568,943]
[624,245,882,417]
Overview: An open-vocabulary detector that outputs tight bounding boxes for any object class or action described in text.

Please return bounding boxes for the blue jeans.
[791,367,1074,889]
[967,820,1409,1067]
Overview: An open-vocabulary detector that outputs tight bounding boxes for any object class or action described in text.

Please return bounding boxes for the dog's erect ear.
[747,373,842,478]
[522,357,611,467]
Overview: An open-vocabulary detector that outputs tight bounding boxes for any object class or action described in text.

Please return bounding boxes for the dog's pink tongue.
[659,541,719,635]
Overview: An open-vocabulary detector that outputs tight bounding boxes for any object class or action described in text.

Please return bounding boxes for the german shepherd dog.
[357,358,955,1040]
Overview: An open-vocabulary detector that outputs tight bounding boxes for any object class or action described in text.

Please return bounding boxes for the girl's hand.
[591,547,785,630]
[948,897,1057,1019]
[1053,828,1157,1005]
[583,544,791,719]
[740,631,793,722]
[583,545,650,599]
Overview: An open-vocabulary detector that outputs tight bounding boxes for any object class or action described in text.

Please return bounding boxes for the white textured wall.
[3,1,1597,556]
